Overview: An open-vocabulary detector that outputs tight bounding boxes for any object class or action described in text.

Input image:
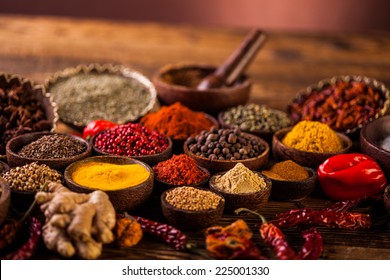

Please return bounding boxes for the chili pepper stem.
[235,208,267,225]
[19,182,49,224]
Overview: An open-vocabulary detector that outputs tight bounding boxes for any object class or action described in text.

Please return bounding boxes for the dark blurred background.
[2,0,390,31]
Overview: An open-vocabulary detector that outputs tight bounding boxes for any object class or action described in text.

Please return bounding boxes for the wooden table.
[1,15,389,260]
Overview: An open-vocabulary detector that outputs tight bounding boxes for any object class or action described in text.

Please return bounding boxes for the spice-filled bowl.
[64,156,154,212]
[160,186,225,230]
[153,64,251,114]
[152,154,210,195]
[218,104,291,144]
[287,75,390,136]
[6,132,92,171]
[45,63,157,129]
[184,127,269,174]
[360,115,390,178]
[2,162,63,212]
[91,123,173,167]
[209,164,271,213]
[0,73,58,154]
[272,124,353,169]
[0,177,11,227]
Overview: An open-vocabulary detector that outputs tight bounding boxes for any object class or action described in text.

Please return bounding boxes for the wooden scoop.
[197,29,266,90]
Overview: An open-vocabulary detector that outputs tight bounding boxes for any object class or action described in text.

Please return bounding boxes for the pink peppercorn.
[94,123,169,156]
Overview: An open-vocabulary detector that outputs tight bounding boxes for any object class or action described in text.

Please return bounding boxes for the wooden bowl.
[272,127,353,169]
[0,160,10,175]
[264,167,317,201]
[209,171,271,213]
[160,187,225,230]
[360,115,390,178]
[384,184,390,215]
[153,64,251,114]
[6,132,92,171]
[45,64,157,129]
[0,73,58,154]
[183,132,269,174]
[153,165,210,195]
[91,132,173,167]
[0,177,11,227]
[64,156,154,212]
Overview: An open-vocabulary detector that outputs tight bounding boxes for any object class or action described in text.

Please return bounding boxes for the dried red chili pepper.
[82,119,117,140]
[205,219,265,260]
[1,217,42,260]
[273,209,371,230]
[297,227,323,260]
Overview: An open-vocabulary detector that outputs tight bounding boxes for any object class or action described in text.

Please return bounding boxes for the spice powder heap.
[153,154,208,185]
[71,162,150,190]
[165,186,222,211]
[214,163,267,194]
[262,160,309,181]
[140,102,215,140]
[282,121,343,153]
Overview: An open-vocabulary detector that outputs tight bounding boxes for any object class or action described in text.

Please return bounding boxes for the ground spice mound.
[140,102,215,140]
[153,154,208,185]
[282,121,343,153]
[262,160,309,181]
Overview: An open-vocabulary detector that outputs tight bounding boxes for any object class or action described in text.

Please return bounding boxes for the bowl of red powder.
[153,154,210,194]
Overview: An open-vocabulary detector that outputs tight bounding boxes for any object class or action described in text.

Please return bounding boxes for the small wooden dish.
[153,165,210,195]
[360,115,390,177]
[209,171,271,213]
[160,187,225,230]
[264,167,317,201]
[183,132,269,174]
[0,177,11,227]
[91,132,173,167]
[272,127,353,169]
[64,156,154,212]
[153,64,251,114]
[6,132,92,171]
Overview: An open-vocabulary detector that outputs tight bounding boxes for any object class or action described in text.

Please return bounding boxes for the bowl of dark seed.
[161,186,225,230]
[6,132,92,171]
[184,127,269,174]
[45,64,157,129]
[0,73,58,155]
[1,162,63,211]
[218,103,291,143]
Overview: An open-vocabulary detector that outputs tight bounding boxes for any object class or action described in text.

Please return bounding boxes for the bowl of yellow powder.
[64,156,153,212]
[272,121,353,168]
[209,163,271,213]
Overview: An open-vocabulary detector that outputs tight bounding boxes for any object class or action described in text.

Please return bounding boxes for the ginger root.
[36,182,116,259]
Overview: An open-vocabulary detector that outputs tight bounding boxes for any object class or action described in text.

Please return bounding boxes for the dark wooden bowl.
[0,73,58,154]
[91,132,173,167]
[6,132,92,171]
[0,178,11,227]
[183,132,269,174]
[360,115,390,178]
[209,171,271,213]
[384,184,390,215]
[64,156,154,212]
[153,165,210,195]
[153,64,251,115]
[272,127,353,169]
[264,167,317,201]
[0,160,10,175]
[160,187,225,230]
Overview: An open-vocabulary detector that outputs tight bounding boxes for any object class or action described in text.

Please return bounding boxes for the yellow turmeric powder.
[71,162,150,190]
[282,121,343,153]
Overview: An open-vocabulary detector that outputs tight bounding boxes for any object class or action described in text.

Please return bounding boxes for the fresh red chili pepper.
[82,119,118,140]
[297,227,323,260]
[318,153,387,201]
[1,217,42,260]
[273,209,371,230]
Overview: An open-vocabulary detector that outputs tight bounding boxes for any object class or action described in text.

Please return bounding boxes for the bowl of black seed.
[184,127,269,174]
[6,132,92,171]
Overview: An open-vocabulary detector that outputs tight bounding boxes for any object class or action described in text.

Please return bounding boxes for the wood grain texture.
[0,14,389,260]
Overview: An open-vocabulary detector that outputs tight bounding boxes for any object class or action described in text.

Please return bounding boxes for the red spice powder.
[153,154,209,185]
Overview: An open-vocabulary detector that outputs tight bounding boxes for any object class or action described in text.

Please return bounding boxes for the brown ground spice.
[262,160,309,181]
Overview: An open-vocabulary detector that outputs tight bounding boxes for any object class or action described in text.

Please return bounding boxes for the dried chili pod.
[235,208,298,260]
[273,209,371,230]
[205,219,265,260]
[1,217,42,260]
[297,227,323,260]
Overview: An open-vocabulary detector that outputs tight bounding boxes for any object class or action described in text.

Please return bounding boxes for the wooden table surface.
[1,15,389,260]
